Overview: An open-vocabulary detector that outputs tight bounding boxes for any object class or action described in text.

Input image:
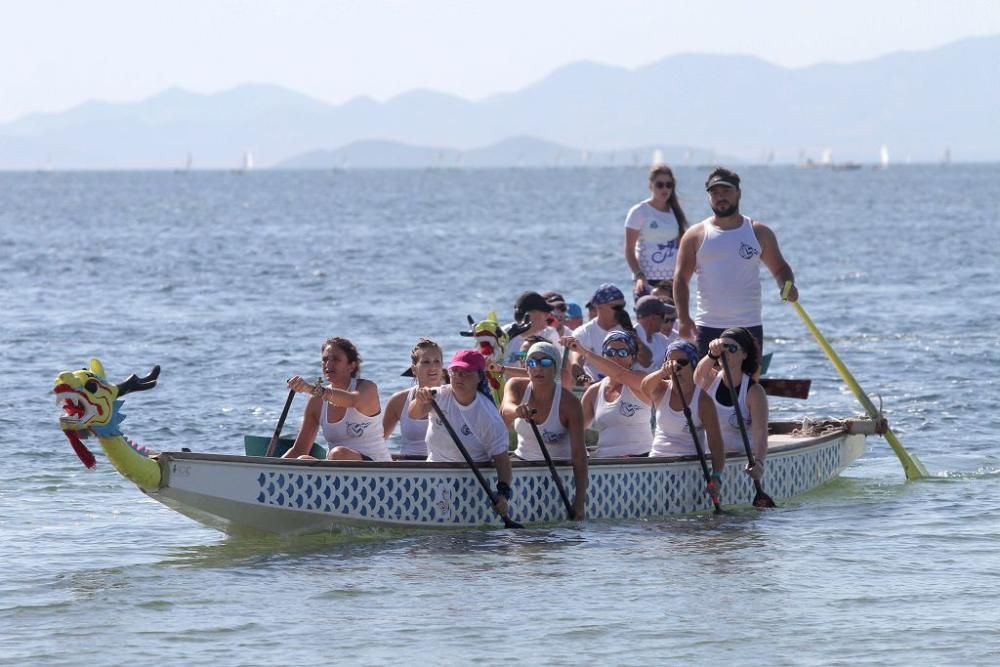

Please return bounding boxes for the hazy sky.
[3,0,999,122]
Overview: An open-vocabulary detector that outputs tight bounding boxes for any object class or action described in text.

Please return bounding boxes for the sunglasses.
[603,348,632,358]
[654,180,675,189]
[670,358,690,368]
[722,342,741,354]
[526,357,555,368]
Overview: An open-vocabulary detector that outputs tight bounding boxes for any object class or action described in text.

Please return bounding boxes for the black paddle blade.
[753,491,777,509]
[503,516,525,529]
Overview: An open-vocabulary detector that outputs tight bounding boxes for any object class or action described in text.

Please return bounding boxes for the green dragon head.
[54,359,160,468]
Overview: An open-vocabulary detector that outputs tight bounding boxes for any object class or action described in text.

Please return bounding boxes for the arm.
[580,383,598,428]
[409,386,435,419]
[625,226,648,295]
[640,362,671,405]
[694,338,722,390]
[487,360,528,379]
[561,389,588,519]
[283,394,321,458]
[697,391,726,474]
[753,221,798,303]
[673,226,700,340]
[382,389,407,439]
[747,383,769,464]
[500,378,529,427]
[564,337,650,403]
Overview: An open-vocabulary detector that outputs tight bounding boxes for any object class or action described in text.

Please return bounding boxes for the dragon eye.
[84,380,99,394]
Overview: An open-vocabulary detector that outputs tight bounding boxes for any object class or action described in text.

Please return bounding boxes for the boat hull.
[147,421,869,535]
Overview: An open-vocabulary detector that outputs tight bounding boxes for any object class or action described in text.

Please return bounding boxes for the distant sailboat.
[820,148,833,166]
[242,151,254,172]
[651,148,664,166]
[943,147,952,166]
[877,145,890,170]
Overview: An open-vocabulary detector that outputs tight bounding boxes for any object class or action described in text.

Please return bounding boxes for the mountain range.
[1,35,997,169]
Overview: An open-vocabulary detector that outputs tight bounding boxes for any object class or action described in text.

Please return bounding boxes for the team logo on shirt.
[460,424,473,436]
[739,242,759,260]
[347,421,372,437]
[542,428,562,443]
[651,242,676,264]
[619,401,641,417]
[727,413,752,430]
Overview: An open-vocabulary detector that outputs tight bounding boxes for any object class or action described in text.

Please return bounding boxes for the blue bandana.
[602,330,637,356]
[591,283,625,305]
[665,339,698,369]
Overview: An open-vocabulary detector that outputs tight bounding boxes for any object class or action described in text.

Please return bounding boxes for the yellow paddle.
[782,281,928,480]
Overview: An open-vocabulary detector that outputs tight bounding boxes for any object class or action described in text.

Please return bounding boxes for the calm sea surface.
[1,166,998,665]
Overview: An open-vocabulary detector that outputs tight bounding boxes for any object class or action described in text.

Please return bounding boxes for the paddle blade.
[503,516,525,529]
[753,492,777,509]
[759,378,811,399]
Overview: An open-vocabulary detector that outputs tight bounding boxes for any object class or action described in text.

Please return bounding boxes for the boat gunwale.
[157,421,851,471]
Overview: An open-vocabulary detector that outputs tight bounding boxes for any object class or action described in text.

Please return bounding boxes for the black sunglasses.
[654,180,675,189]
[671,358,690,368]
[722,342,741,354]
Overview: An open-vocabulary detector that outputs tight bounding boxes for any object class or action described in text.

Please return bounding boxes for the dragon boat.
[55,359,879,536]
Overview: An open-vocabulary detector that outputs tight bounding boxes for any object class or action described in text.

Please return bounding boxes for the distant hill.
[278,136,727,169]
[0,35,997,169]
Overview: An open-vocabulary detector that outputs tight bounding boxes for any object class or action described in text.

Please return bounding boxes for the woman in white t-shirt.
[625,164,690,300]
[382,338,446,460]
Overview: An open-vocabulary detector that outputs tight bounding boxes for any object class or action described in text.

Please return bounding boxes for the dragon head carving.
[54,359,160,468]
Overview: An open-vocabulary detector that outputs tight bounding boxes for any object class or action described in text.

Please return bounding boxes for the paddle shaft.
[670,368,722,514]
[527,417,575,520]
[719,353,775,506]
[428,395,522,529]
[784,284,928,480]
[264,389,296,457]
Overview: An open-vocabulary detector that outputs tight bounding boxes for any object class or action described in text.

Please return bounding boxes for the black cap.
[542,291,566,308]
[705,172,740,191]
[514,291,553,321]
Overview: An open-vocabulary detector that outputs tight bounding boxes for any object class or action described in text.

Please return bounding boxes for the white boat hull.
[145,421,869,535]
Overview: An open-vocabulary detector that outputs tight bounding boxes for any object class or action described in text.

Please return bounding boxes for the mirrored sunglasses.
[526,357,555,369]
[602,348,632,358]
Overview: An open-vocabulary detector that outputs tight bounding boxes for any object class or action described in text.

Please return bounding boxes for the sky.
[2,0,1000,123]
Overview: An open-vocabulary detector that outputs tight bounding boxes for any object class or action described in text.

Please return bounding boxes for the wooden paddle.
[670,366,722,514]
[719,352,777,508]
[782,281,928,480]
[428,391,523,529]
[527,415,575,519]
[264,389,296,457]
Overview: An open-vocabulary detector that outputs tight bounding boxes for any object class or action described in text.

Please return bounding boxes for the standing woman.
[641,339,726,499]
[501,341,588,519]
[284,337,391,462]
[693,327,769,483]
[625,164,689,300]
[382,338,446,460]
[562,331,653,458]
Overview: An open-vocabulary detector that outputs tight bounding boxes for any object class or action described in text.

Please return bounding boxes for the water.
[1,166,998,665]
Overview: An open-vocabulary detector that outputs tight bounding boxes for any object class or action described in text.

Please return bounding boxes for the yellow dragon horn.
[89,358,107,379]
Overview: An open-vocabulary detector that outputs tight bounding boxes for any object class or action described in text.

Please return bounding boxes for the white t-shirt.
[633,323,670,374]
[425,385,509,463]
[625,201,681,281]
[505,326,561,365]
[571,319,623,381]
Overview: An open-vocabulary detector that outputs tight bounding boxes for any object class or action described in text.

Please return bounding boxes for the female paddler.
[410,350,514,518]
[561,331,653,457]
[501,341,588,519]
[382,338,445,460]
[640,339,726,502]
[284,337,392,461]
[694,327,769,484]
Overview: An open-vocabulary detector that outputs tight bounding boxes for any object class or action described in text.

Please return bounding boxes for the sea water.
[1,166,998,665]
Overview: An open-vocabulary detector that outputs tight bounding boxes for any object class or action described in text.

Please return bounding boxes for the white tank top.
[695,215,763,327]
[707,373,754,454]
[513,384,571,460]
[591,379,652,457]
[319,378,391,461]
[650,382,705,457]
[396,387,428,458]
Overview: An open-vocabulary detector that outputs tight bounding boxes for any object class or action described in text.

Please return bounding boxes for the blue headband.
[665,339,698,369]
[602,330,637,355]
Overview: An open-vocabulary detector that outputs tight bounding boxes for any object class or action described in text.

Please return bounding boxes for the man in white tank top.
[673,168,799,358]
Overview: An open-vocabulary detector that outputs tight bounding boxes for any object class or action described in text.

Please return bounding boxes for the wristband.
[633,271,645,280]
[708,353,720,361]
[710,471,722,482]
[496,481,512,500]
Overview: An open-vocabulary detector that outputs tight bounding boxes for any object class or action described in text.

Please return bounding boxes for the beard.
[711,202,739,217]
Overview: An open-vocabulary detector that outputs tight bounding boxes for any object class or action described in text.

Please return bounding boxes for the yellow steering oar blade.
[783,282,929,480]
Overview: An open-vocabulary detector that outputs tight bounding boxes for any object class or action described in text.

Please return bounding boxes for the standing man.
[673,168,798,358]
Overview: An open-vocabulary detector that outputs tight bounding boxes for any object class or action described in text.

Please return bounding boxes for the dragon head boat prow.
[54,359,163,491]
